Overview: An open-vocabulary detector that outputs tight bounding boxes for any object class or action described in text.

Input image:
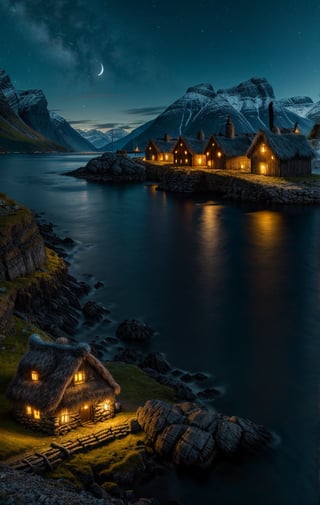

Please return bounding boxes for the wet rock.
[94,281,104,289]
[137,400,273,469]
[113,348,143,365]
[215,420,242,454]
[197,387,221,400]
[82,300,109,322]
[116,319,154,343]
[141,352,171,374]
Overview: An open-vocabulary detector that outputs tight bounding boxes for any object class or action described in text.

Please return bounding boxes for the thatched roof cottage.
[173,132,207,167]
[6,334,121,435]
[247,129,315,177]
[204,117,252,170]
[145,134,176,163]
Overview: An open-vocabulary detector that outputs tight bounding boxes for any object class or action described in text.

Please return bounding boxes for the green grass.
[107,361,174,411]
[46,432,147,488]
[0,322,174,462]
[285,174,320,183]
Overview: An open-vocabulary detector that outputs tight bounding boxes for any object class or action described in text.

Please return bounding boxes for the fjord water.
[0,154,319,504]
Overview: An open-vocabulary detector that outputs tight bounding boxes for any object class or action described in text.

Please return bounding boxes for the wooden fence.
[7,417,141,474]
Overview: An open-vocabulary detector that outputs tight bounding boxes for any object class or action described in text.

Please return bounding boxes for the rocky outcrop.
[116,319,155,342]
[137,400,273,469]
[0,199,46,281]
[66,153,146,182]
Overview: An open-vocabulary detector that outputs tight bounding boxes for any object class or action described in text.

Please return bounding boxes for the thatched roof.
[247,130,315,160]
[149,138,177,153]
[174,136,207,154]
[6,334,121,414]
[206,134,253,157]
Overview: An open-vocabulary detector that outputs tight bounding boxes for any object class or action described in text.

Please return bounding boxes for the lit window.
[31,371,39,381]
[197,157,202,165]
[149,146,152,150]
[212,143,215,146]
[83,404,89,410]
[217,152,222,158]
[165,154,168,160]
[74,371,85,384]
[159,155,163,161]
[260,163,267,175]
[175,150,178,154]
[33,409,41,420]
[60,410,69,424]
[103,401,110,411]
[206,151,210,156]
[26,405,32,416]
[180,143,183,147]
[184,150,188,155]
[271,155,274,160]
[175,159,177,164]
[185,158,188,163]
[151,154,155,161]
[260,144,266,153]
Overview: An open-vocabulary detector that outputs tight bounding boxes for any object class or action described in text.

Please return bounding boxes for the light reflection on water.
[0,155,319,505]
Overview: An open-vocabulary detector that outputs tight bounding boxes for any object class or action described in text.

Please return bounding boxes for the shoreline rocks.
[137,400,274,469]
[65,153,146,183]
[116,319,155,343]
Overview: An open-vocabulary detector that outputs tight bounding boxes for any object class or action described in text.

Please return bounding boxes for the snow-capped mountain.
[0,69,95,152]
[120,77,316,151]
[17,89,95,152]
[105,120,155,152]
[0,69,20,114]
[0,75,64,153]
[76,127,128,150]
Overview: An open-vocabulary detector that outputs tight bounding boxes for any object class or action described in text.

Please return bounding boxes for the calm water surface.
[0,154,319,505]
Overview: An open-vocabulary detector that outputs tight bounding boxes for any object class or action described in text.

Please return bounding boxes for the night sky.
[1,0,320,131]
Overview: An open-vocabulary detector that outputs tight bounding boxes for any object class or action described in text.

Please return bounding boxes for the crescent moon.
[98,63,104,77]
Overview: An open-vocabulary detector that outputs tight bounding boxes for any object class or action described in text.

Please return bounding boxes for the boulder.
[82,300,109,322]
[116,319,154,343]
[137,400,273,469]
[141,352,171,374]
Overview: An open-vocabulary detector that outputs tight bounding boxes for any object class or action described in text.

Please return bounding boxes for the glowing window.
[26,405,32,415]
[260,163,267,175]
[197,157,202,165]
[175,159,177,164]
[260,144,266,153]
[33,409,41,420]
[60,410,69,424]
[180,143,183,147]
[159,155,163,161]
[74,371,85,384]
[217,152,222,158]
[165,154,168,160]
[271,155,274,160]
[31,370,39,381]
[151,155,155,161]
[185,158,188,164]
[206,151,210,156]
[212,143,215,146]
[149,146,152,150]
[184,150,188,155]
[103,401,110,411]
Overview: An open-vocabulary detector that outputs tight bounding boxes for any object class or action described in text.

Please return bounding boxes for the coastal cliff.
[0,196,84,337]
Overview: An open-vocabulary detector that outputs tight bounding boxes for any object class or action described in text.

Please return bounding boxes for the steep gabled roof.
[149,138,177,153]
[206,135,253,157]
[247,130,315,160]
[6,334,120,414]
[174,135,207,154]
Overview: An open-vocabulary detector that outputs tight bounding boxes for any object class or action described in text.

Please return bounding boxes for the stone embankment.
[157,167,320,204]
[137,399,273,469]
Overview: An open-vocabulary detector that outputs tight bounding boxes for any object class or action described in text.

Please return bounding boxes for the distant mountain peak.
[186,83,216,99]
[218,76,275,100]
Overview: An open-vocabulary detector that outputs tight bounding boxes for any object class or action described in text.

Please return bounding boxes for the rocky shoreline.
[0,200,275,505]
[64,152,320,205]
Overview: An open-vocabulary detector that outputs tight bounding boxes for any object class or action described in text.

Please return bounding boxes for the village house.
[145,134,176,163]
[204,117,252,170]
[247,129,315,177]
[6,334,121,435]
[173,131,207,167]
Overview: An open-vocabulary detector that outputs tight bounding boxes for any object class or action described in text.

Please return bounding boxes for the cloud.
[93,122,125,129]
[124,106,167,116]
[68,119,93,125]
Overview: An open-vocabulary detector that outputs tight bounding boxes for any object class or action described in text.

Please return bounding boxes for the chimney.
[268,101,274,132]
[198,129,205,141]
[164,133,171,142]
[225,116,235,138]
